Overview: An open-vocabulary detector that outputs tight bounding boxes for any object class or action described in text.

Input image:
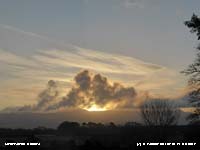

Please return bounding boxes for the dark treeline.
[0,121,200,150]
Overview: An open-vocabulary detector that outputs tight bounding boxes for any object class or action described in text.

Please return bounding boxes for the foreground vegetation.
[0,122,200,150]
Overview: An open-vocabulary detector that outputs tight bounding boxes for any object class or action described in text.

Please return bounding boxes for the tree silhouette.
[140,99,180,126]
[182,14,200,124]
[185,14,200,40]
[57,121,80,130]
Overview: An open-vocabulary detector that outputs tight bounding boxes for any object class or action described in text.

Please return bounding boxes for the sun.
[84,104,107,112]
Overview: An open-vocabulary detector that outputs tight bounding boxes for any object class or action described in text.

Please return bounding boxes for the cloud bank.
[3,69,189,113]
[47,70,137,111]
[4,70,140,112]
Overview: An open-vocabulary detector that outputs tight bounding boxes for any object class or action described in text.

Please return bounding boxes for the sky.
[0,0,200,111]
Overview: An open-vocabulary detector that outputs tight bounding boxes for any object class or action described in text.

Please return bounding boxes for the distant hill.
[0,108,189,128]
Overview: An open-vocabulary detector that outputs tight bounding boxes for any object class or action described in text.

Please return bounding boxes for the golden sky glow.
[83,104,107,112]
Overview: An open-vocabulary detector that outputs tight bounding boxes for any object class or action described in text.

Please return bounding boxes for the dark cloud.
[33,80,59,110]
[3,70,138,112]
[46,70,137,110]
[75,70,91,91]
[3,80,60,112]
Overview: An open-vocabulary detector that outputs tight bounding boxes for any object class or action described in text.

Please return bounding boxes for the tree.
[185,14,200,40]
[108,122,116,128]
[140,99,180,126]
[57,121,80,131]
[182,14,200,124]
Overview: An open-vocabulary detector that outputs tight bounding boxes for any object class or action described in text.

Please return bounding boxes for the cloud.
[3,70,139,112]
[47,70,137,111]
[0,49,38,68]
[134,69,188,98]
[0,24,187,110]
[2,79,66,112]
[4,70,188,113]
[0,46,166,110]
[34,47,163,76]
[0,24,69,46]
[33,80,59,110]
[0,46,165,99]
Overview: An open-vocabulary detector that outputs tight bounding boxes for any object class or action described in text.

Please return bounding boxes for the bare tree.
[140,99,180,126]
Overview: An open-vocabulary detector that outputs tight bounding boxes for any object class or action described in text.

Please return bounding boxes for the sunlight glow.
[84,104,107,112]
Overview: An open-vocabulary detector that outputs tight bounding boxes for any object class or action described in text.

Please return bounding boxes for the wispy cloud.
[34,47,163,76]
[0,24,72,47]
[0,49,38,67]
